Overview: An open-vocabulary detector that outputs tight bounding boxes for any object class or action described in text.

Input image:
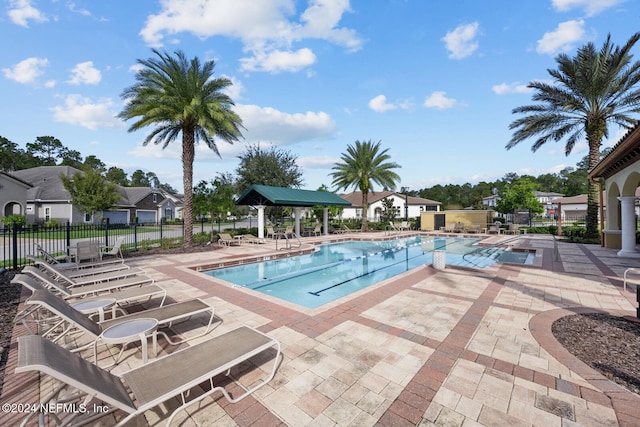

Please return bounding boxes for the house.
[0,171,32,226]
[338,191,441,221]
[9,166,182,225]
[482,191,564,217]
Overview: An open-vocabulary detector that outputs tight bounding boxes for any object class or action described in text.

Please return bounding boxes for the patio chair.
[218,233,241,246]
[453,222,466,233]
[400,221,412,231]
[101,236,126,260]
[443,223,456,233]
[24,289,216,359]
[16,328,281,426]
[505,224,520,235]
[266,225,276,239]
[306,224,322,236]
[75,240,103,263]
[467,224,481,234]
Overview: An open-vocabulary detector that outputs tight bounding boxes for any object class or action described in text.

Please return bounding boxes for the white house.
[482,191,564,217]
[338,191,441,221]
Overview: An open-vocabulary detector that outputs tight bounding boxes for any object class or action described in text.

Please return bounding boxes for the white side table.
[95,318,158,367]
[72,297,116,322]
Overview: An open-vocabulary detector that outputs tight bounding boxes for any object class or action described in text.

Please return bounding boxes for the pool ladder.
[276,232,302,250]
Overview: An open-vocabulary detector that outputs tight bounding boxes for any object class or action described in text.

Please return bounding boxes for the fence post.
[134,220,138,252]
[66,222,71,259]
[12,223,18,270]
[104,217,110,247]
[160,218,163,240]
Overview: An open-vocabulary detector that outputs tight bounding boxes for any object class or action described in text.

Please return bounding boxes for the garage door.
[136,210,157,224]
[102,210,128,224]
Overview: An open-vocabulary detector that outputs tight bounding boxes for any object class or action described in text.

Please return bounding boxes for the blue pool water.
[203,236,528,309]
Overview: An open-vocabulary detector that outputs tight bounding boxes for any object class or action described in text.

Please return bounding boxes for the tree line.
[0,135,178,193]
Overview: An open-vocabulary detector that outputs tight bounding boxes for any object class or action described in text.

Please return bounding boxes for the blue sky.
[1,0,638,194]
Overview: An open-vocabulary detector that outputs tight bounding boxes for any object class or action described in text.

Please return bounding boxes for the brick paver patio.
[1,232,639,426]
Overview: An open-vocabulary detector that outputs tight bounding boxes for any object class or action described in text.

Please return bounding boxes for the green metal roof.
[236,184,351,207]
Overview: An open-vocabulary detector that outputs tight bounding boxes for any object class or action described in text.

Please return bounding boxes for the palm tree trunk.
[182,129,195,246]
[361,193,369,232]
[586,130,603,239]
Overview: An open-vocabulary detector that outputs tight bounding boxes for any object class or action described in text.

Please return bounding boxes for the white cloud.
[239,48,317,73]
[67,61,102,85]
[298,155,340,169]
[51,94,124,130]
[368,94,396,112]
[492,82,533,95]
[139,0,362,73]
[368,94,413,112]
[7,0,48,27]
[2,57,49,84]
[236,104,336,145]
[423,91,457,110]
[536,20,586,55]
[442,22,480,59]
[551,0,625,16]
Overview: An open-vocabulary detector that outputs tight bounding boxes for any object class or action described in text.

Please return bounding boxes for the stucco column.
[323,207,329,236]
[257,205,265,239]
[294,207,301,237]
[617,196,640,258]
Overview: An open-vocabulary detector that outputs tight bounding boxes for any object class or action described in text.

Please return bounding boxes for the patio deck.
[2,232,639,426]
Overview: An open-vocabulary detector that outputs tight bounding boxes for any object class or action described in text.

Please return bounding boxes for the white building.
[338,191,441,221]
[482,191,564,217]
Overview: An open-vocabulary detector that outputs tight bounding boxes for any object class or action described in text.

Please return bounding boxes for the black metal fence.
[1,221,188,270]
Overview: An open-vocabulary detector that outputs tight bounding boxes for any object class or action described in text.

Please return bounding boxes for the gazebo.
[235,184,352,239]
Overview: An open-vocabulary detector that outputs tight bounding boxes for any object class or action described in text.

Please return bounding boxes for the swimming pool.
[203,236,528,308]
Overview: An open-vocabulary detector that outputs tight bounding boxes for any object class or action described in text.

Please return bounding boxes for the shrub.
[1,214,27,227]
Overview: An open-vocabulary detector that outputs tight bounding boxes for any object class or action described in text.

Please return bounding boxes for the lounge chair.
[13,273,166,307]
[467,224,481,234]
[442,223,456,233]
[242,234,266,244]
[33,261,146,287]
[341,224,360,233]
[387,222,401,234]
[24,289,216,360]
[16,328,281,426]
[453,222,466,233]
[29,256,131,278]
[22,266,155,298]
[218,233,241,246]
[400,221,412,231]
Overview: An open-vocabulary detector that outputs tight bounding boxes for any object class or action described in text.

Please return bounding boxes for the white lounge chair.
[33,261,146,287]
[218,233,241,246]
[24,289,216,359]
[14,273,166,307]
[16,328,281,426]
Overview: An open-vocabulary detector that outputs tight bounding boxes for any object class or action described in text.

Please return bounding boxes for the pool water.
[203,236,527,309]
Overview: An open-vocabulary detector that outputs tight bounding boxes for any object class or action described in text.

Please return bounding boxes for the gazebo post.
[294,207,301,237]
[323,207,329,236]
[257,205,265,239]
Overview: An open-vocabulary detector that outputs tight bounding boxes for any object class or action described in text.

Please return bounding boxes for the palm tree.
[331,140,401,231]
[506,33,640,238]
[119,49,243,246]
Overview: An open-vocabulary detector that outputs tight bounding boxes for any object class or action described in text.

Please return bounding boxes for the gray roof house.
[10,166,182,224]
[0,171,32,226]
